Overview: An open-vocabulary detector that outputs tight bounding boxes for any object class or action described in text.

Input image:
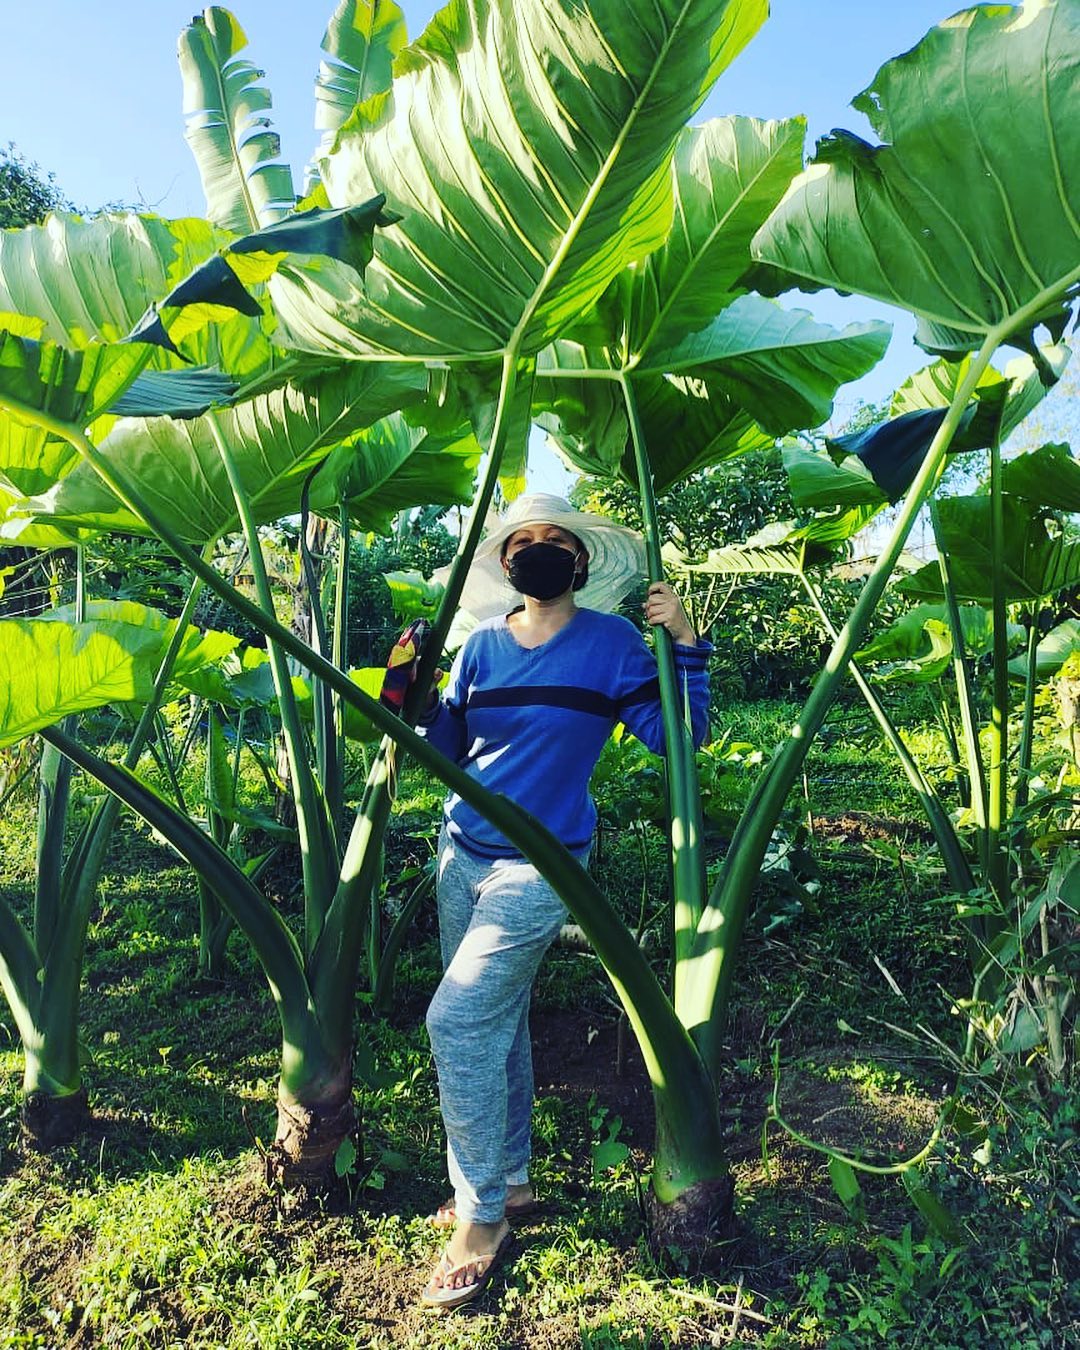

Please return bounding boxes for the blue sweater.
[418,608,711,859]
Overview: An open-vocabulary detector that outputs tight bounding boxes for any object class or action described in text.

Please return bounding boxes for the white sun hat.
[453,493,646,622]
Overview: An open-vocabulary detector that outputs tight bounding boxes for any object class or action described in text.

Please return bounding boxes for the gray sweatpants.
[425,829,568,1224]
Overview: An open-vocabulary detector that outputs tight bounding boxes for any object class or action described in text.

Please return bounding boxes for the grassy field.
[0,698,1076,1347]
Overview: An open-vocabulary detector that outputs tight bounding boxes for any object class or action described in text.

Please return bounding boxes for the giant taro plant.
[0,0,771,1199]
[0,0,1076,1261]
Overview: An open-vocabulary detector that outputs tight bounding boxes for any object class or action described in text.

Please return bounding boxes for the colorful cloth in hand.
[379,619,430,713]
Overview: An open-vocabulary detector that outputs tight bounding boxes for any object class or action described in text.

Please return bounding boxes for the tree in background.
[344,513,457,667]
[0,147,72,619]
[0,144,69,230]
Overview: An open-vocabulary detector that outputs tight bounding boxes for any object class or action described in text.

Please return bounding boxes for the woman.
[415,494,711,1309]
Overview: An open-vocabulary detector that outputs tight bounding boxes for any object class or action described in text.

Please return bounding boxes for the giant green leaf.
[0,476,80,548]
[314,412,480,532]
[623,117,807,356]
[38,601,240,681]
[0,331,154,499]
[284,0,768,360]
[665,532,818,581]
[1007,618,1080,681]
[664,508,872,589]
[535,369,630,481]
[0,332,150,431]
[536,365,772,493]
[751,1,1080,351]
[650,298,890,434]
[0,209,285,390]
[109,368,240,420]
[898,495,1080,603]
[1000,442,1080,512]
[855,603,1023,684]
[0,410,80,499]
[537,305,888,492]
[179,7,297,234]
[892,348,1070,450]
[0,213,223,348]
[12,362,428,541]
[179,644,276,708]
[819,347,1068,505]
[891,356,1006,420]
[782,442,889,511]
[0,618,164,747]
[826,408,985,504]
[313,0,409,164]
[127,204,390,377]
[294,666,387,743]
[533,113,887,493]
[0,331,239,513]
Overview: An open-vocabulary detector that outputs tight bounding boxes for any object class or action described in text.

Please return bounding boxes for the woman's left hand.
[644,582,696,646]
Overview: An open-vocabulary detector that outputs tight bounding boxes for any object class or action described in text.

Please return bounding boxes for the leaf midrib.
[634,122,800,363]
[507,0,700,356]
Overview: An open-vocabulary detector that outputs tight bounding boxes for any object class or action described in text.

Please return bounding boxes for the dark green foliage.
[86,534,197,615]
[345,519,457,667]
[0,147,72,620]
[0,143,69,229]
[579,446,793,558]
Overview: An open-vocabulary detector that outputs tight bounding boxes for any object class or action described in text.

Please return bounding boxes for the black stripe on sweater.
[467,685,618,718]
[618,677,661,709]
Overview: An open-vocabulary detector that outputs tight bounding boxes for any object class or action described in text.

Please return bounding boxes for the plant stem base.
[21,1086,89,1150]
[267,1091,355,1192]
[646,1175,735,1273]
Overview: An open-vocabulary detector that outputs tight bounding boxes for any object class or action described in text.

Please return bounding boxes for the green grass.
[0,700,1076,1347]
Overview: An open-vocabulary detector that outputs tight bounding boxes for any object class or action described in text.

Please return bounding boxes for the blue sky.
[5,2,970,222]
[3,0,998,478]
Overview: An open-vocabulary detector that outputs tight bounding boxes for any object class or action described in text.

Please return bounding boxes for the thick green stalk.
[365,840,386,995]
[39,725,326,1091]
[684,337,999,1078]
[33,737,74,964]
[1007,611,1042,895]
[930,498,989,866]
[298,474,342,842]
[798,572,973,893]
[329,504,351,839]
[207,415,336,951]
[987,427,1009,906]
[314,352,523,1022]
[1014,611,1041,823]
[621,374,706,999]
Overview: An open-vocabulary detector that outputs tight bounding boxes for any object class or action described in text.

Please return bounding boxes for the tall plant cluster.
[0,0,1076,1258]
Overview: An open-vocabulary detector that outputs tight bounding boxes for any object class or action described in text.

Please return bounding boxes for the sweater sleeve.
[416,644,470,763]
[615,630,712,754]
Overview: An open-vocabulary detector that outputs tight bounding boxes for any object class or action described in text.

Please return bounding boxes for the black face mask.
[506,542,579,600]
